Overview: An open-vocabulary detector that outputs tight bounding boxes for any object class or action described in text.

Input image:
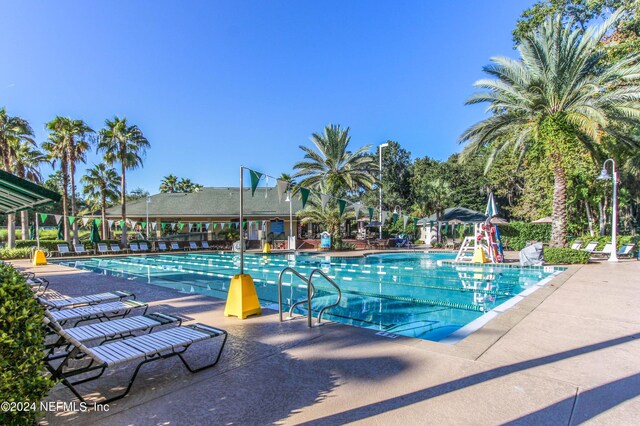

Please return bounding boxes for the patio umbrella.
[57,220,64,240]
[485,192,499,217]
[90,221,101,243]
[29,224,35,240]
[532,217,552,224]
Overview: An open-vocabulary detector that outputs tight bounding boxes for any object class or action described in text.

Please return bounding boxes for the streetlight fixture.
[145,196,151,240]
[285,189,294,250]
[378,142,389,239]
[597,158,618,262]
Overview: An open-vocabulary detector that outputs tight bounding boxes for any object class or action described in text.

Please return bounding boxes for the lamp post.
[597,159,618,262]
[379,142,389,239]
[286,189,294,250]
[145,196,151,240]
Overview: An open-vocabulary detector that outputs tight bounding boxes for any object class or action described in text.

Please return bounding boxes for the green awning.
[0,169,61,214]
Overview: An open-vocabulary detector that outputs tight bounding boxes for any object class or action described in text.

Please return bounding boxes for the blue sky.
[0,0,534,193]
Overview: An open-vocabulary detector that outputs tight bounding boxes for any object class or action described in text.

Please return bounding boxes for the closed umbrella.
[57,220,64,240]
[485,192,499,217]
[29,224,35,240]
[90,221,101,243]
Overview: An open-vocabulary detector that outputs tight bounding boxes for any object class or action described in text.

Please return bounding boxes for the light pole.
[597,159,618,262]
[145,196,151,240]
[379,142,389,239]
[286,189,294,250]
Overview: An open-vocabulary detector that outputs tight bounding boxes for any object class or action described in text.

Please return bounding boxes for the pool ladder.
[277,267,342,328]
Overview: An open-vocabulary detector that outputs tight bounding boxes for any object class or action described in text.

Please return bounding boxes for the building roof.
[418,207,488,224]
[0,169,61,214]
[105,187,303,219]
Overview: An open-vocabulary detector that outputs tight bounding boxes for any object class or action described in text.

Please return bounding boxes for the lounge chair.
[581,241,598,253]
[74,244,93,256]
[570,240,583,250]
[189,241,200,250]
[97,243,111,254]
[171,242,181,251]
[591,243,613,257]
[110,244,123,254]
[56,244,72,257]
[47,300,149,327]
[129,242,140,253]
[157,241,168,252]
[201,241,210,250]
[43,315,227,404]
[139,242,151,252]
[617,244,636,258]
[27,276,50,293]
[38,290,135,310]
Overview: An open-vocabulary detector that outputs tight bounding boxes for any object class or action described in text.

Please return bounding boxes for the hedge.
[0,264,55,425]
[498,222,551,251]
[544,247,590,264]
[0,247,36,260]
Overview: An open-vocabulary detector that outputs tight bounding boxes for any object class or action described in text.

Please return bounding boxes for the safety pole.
[35,211,40,249]
[239,166,244,274]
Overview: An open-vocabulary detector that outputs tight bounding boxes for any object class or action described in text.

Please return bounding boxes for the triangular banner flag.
[220,223,225,230]
[205,223,210,230]
[197,223,202,231]
[368,207,374,221]
[178,223,185,231]
[82,217,89,226]
[353,202,362,219]
[68,216,76,225]
[54,214,62,224]
[403,215,409,229]
[249,170,263,197]
[300,187,310,208]
[320,194,330,212]
[130,220,138,229]
[413,218,419,227]
[171,223,177,230]
[95,219,102,227]
[108,220,114,229]
[392,212,398,223]
[276,180,289,202]
[119,220,125,229]
[338,199,347,216]
[381,211,388,224]
[39,213,48,223]
[151,222,157,230]
[141,221,147,229]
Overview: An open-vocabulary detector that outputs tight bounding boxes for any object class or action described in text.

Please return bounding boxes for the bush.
[0,264,55,425]
[498,222,551,251]
[414,240,424,245]
[332,240,356,251]
[0,247,36,260]
[544,247,590,264]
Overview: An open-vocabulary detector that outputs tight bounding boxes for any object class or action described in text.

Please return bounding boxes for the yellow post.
[472,247,487,263]
[32,250,47,266]
[224,274,262,319]
[262,242,271,253]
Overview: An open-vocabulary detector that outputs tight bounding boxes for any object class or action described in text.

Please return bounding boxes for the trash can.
[520,242,544,266]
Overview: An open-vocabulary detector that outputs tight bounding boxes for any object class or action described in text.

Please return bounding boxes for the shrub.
[332,240,356,251]
[0,264,55,425]
[498,222,551,251]
[544,247,590,264]
[0,247,37,260]
[414,240,424,245]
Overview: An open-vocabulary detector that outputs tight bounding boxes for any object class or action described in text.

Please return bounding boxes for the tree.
[460,12,640,246]
[12,142,48,239]
[42,133,70,241]
[81,164,120,240]
[159,174,179,193]
[293,124,377,196]
[97,117,150,245]
[126,187,150,202]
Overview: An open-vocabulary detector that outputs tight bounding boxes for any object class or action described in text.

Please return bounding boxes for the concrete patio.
[16,256,639,425]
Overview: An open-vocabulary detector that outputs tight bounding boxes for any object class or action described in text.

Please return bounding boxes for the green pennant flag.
[300,187,310,208]
[95,219,102,227]
[338,199,347,216]
[119,220,125,228]
[68,216,76,225]
[392,212,398,223]
[197,223,202,231]
[141,221,147,229]
[445,222,449,233]
[368,207,374,221]
[249,170,263,197]
[161,222,167,230]
[178,222,185,230]
[213,223,217,229]
[242,221,246,229]
[39,213,48,223]
[413,218,418,227]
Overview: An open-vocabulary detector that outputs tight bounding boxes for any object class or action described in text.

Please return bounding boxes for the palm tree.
[177,178,194,193]
[297,194,355,248]
[160,174,179,193]
[0,108,36,247]
[97,117,150,245]
[460,12,640,247]
[12,142,48,239]
[42,133,70,241]
[66,121,93,244]
[81,164,120,240]
[293,124,377,196]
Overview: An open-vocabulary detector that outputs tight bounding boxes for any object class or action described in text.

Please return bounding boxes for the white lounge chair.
[97,243,111,254]
[56,244,71,257]
[47,300,149,327]
[201,241,210,250]
[189,241,200,250]
[581,242,598,253]
[74,244,92,255]
[591,243,613,257]
[129,242,141,253]
[38,290,135,310]
[110,244,123,254]
[157,241,168,252]
[570,240,582,250]
[139,242,150,252]
[170,242,181,251]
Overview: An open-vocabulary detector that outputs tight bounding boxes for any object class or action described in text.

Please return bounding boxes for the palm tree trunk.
[584,199,594,237]
[120,161,127,246]
[101,195,108,240]
[20,210,28,240]
[61,157,70,242]
[7,214,15,248]
[550,162,567,247]
[70,161,79,245]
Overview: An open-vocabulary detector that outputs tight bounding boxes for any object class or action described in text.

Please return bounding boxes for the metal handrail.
[308,269,342,324]
[277,267,314,328]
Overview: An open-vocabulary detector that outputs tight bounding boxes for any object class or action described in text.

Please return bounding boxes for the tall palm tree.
[42,133,70,241]
[159,174,179,193]
[45,117,93,244]
[81,164,120,240]
[12,142,48,239]
[293,124,377,196]
[0,108,36,247]
[177,178,194,193]
[97,117,150,245]
[460,11,640,246]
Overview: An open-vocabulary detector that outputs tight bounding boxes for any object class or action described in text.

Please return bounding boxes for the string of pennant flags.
[247,168,422,229]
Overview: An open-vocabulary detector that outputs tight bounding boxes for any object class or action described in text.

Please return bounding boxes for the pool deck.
[15,255,640,425]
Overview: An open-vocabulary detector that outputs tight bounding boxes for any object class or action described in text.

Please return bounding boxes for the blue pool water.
[54,252,562,342]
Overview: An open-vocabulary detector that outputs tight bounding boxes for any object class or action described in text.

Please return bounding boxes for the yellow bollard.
[224,274,262,319]
[262,242,271,253]
[472,247,488,263]
[32,250,47,266]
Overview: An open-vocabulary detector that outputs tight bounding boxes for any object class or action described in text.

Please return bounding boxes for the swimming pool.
[54,252,563,342]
